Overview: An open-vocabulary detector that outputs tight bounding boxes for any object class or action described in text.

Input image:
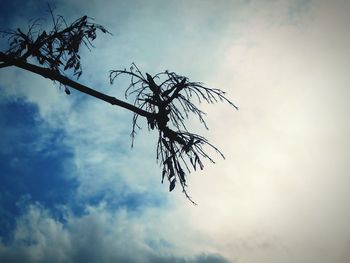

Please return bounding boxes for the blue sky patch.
[0,98,77,241]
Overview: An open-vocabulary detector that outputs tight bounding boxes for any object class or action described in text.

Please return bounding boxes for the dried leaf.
[169,179,176,192]
[162,168,166,183]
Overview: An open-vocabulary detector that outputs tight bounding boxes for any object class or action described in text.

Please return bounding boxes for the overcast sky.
[0,0,350,262]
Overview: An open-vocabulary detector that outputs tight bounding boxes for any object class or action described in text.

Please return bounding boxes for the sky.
[0,0,350,262]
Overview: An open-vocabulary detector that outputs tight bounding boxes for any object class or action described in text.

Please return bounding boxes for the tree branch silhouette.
[0,10,237,204]
[0,52,154,118]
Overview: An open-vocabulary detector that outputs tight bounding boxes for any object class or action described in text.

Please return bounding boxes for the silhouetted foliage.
[0,6,109,90]
[110,65,237,203]
[0,7,237,204]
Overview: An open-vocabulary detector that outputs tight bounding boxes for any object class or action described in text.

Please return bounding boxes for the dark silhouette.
[0,7,237,204]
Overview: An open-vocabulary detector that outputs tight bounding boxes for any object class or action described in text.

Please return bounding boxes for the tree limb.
[0,62,12,69]
[0,52,154,118]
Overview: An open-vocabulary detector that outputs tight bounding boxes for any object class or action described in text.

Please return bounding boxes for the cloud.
[179,0,350,262]
[0,203,230,263]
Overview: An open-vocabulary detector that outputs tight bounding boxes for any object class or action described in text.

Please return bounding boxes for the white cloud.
[0,203,230,263]
[175,0,350,262]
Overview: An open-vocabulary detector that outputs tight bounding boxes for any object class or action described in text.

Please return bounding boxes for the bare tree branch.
[110,66,238,204]
[0,9,238,204]
[0,52,154,118]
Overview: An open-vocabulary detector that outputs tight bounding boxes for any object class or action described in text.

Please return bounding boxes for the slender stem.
[0,62,11,68]
[0,52,154,118]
